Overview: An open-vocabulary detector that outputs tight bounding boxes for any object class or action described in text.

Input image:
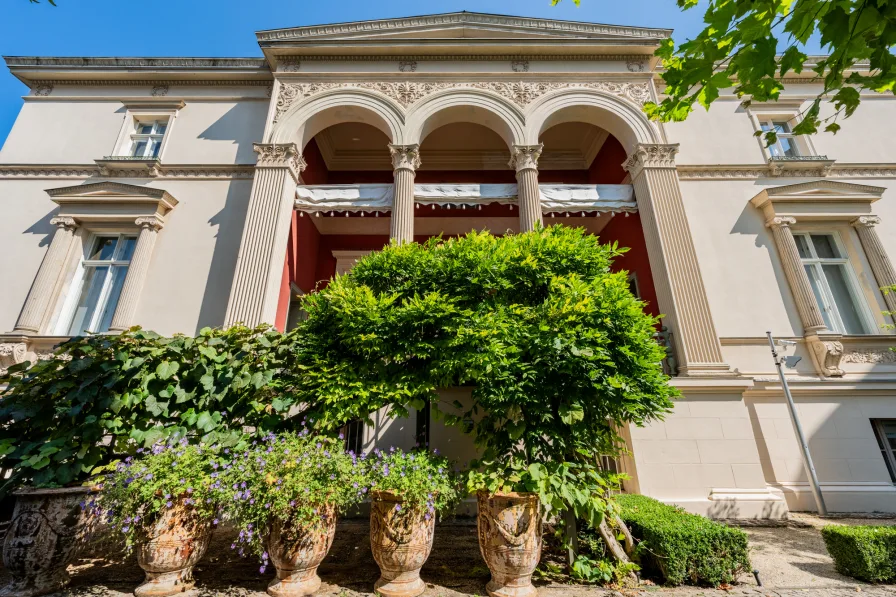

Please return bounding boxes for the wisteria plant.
[219,432,367,570]
[89,439,222,551]
[366,448,459,518]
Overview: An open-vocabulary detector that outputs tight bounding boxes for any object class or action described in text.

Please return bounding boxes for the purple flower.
[394,504,402,512]
[259,566,266,574]
[166,501,173,508]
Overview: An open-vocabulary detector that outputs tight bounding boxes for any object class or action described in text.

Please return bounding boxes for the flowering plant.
[89,439,221,550]
[219,432,367,568]
[366,448,459,518]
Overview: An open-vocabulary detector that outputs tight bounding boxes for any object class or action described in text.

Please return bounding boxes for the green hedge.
[616,494,750,586]
[821,525,896,582]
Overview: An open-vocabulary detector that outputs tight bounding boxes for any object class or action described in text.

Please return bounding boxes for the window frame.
[793,231,877,335]
[111,107,180,161]
[745,103,818,160]
[55,233,137,336]
[128,119,168,158]
[871,419,896,484]
[759,118,801,158]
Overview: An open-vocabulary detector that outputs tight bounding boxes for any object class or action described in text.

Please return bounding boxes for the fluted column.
[109,217,162,332]
[224,143,305,328]
[13,216,79,334]
[623,144,732,376]
[389,144,420,243]
[852,216,896,314]
[767,216,828,334]
[510,144,543,233]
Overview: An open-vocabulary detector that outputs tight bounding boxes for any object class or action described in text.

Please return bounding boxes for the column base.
[676,362,739,377]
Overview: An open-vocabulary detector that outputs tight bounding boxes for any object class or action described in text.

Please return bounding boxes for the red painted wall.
[588,136,628,184]
[315,235,391,286]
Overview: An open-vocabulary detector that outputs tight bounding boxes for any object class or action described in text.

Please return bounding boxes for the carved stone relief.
[273,80,651,122]
[806,334,845,377]
[150,85,169,97]
[511,60,529,73]
[398,61,417,73]
[0,343,27,376]
[842,349,896,364]
[33,83,53,97]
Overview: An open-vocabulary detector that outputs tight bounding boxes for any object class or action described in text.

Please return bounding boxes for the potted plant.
[88,439,221,597]
[220,432,366,597]
[467,461,544,597]
[366,447,458,597]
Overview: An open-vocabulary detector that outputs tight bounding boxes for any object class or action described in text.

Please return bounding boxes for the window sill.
[767,155,835,177]
[96,157,162,177]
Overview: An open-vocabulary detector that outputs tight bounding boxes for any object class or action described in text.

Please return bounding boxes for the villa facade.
[1,12,895,517]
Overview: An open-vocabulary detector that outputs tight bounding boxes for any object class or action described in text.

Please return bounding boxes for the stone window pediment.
[751,180,884,222]
[46,181,178,226]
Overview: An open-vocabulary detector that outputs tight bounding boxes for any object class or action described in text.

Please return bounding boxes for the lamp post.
[766,331,828,516]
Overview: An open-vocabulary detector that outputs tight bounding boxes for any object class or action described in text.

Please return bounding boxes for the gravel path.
[15,514,895,597]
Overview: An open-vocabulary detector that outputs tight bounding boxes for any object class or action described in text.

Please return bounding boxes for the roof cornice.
[3,57,268,69]
[256,12,672,43]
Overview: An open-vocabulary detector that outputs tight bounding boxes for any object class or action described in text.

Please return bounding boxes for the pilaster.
[12,216,79,334]
[852,216,896,315]
[109,216,162,332]
[509,144,543,233]
[224,143,305,328]
[623,143,732,377]
[389,144,420,243]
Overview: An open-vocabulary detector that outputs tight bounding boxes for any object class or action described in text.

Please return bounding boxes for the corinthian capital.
[852,215,881,228]
[509,144,543,172]
[622,143,680,179]
[766,215,797,229]
[389,144,421,171]
[253,143,306,182]
[49,216,78,231]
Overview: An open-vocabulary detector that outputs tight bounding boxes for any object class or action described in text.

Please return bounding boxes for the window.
[343,420,364,455]
[64,235,136,335]
[415,402,431,448]
[794,232,872,334]
[871,420,896,483]
[760,119,800,158]
[128,120,167,158]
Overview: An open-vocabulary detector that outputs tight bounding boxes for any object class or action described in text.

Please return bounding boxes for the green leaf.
[156,361,179,380]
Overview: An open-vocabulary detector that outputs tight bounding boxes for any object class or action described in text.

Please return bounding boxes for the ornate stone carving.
[806,334,845,377]
[852,215,881,228]
[626,59,645,72]
[0,343,27,376]
[273,80,652,121]
[150,85,169,97]
[253,143,306,169]
[49,215,78,231]
[389,144,421,171]
[33,83,53,97]
[273,82,343,122]
[622,143,679,179]
[843,349,896,364]
[0,165,255,180]
[511,60,529,73]
[766,215,797,229]
[677,164,896,180]
[509,144,543,172]
[398,60,417,73]
[135,216,164,231]
[278,57,301,72]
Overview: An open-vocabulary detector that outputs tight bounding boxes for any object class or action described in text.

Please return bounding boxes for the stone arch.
[525,89,661,152]
[270,88,406,149]
[405,89,525,149]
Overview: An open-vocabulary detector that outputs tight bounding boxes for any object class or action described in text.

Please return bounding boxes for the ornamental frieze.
[842,349,896,364]
[273,80,652,122]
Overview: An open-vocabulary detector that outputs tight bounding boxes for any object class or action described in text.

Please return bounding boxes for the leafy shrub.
[219,432,367,567]
[0,325,293,490]
[366,447,459,516]
[88,439,221,550]
[292,227,676,526]
[616,494,750,586]
[822,524,896,582]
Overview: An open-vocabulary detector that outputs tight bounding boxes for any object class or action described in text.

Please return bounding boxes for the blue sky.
[0,0,712,149]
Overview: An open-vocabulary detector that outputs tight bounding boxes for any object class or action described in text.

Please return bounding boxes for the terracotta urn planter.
[0,486,93,597]
[477,491,542,597]
[266,505,337,597]
[134,502,212,597]
[369,491,435,597]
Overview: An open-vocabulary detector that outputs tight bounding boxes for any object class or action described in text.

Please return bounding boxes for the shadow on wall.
[706,498,789,520]
[729,191,806,337]
[195,181,251,332]
[24,209,60,248]
[197,103,263,163]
